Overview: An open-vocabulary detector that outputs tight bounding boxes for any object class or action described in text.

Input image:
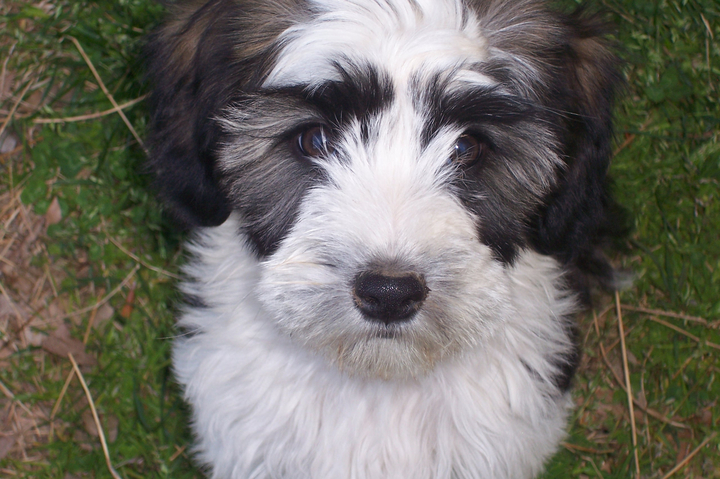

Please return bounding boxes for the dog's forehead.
[264,0,492,90]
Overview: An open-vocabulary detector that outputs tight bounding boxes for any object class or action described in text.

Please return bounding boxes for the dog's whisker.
[266,259,334,268]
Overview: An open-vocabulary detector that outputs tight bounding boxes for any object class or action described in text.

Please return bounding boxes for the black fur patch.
[416,77,546,263]
[219,64,394,256]
[551,321,581,393]
[457,3,625,287]
[526,7,626,298]
[146,0,304,227]
[308,63,395,140]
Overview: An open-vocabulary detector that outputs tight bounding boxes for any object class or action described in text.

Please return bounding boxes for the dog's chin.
[321,323,452,379]
[287,322,459,380]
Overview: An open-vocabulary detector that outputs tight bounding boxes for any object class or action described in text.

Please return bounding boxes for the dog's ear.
[146,0,299,226]
[531,7,625,281]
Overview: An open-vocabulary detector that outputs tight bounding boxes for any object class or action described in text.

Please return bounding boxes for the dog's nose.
[353,272,428,324]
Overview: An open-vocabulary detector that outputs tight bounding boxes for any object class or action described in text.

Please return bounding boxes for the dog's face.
[148,0,619,378]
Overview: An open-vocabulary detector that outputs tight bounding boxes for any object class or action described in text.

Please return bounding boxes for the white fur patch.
[176,215,578,479]
[266,0,491,89]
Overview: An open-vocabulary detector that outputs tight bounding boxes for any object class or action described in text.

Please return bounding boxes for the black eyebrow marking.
[240,63,395,142]
[417,73,534,144]
[305,63,395,131]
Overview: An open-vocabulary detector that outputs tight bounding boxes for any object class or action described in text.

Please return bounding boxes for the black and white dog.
[147,0,623,477]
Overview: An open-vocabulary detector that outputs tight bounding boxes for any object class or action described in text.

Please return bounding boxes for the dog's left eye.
[295,126,333,158]
[450,134,484,166]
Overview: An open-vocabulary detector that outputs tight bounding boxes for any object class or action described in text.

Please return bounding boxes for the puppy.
[146,0,623,477]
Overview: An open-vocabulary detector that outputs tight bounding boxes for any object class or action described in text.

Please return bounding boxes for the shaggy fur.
[146,0,623,477]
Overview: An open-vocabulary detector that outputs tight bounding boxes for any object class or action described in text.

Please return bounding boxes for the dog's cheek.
[217,141,323,257]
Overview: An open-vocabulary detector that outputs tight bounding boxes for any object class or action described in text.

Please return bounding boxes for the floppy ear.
[531,8,625,285]
[146,0,298,226]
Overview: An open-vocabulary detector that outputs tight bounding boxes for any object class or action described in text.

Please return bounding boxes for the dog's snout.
[353,271,428,324]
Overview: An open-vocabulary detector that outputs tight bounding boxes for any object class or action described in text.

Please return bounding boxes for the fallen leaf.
[120,286,135,319]
[105,415,119,443]
[42,325,97,367]
[676,439,692,464]
[636,388,648,409]
[0,296,16,317]
[80,411,118,443]
[81,409,98,437]
[695,408,713,426]
[24,324,46,347]
[626,350,639,366]
[0,131,18,154]
[94,303,114,328]
[45,197,62,226]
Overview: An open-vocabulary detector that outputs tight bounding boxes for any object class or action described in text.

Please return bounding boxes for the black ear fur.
[530,7,627,296]
[145,0,299,227]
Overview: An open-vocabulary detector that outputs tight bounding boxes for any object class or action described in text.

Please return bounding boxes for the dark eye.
[450,134,484,166]
[295,125,333,158]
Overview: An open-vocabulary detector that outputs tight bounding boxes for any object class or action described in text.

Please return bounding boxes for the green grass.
[1,0,718,478]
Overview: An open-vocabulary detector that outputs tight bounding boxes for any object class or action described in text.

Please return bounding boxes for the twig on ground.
[0,378,15,400]
[60,263,140,320]
[561,441,613,455]
[169,445,187,462]
[670,355,695,382]
[0,191,21,221]
[33,95,148,124]
[659,431,717,479]
[585,302,615,344]
[0,78,34,140]
[68,36,147,155]
[621,304,710,327]
[0,42,17,103]
[50,366,76,420]
[616,292,640,479]
[0,281,23,322]
[82,304,100,344]
[68,353,122,479]
[0,379,34,418]
[105,233,182,280]
[645,315,720,351]
[49,366,77,441]
[613,117,652,156]
[44,263,59,297]
[0,145,22,161]
[600,324,637,357]
[595,306,690,431]
[598,337,690,430]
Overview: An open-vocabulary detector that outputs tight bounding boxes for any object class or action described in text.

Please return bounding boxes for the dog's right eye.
[450,134,484,167]
[294,126,333,158]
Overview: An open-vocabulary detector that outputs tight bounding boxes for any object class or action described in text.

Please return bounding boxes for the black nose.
[353,272,428,324]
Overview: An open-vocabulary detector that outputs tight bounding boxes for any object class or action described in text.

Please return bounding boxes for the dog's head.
[148,0,621,378]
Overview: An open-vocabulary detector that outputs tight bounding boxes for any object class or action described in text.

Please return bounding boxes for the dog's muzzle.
[352,271,429,324]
